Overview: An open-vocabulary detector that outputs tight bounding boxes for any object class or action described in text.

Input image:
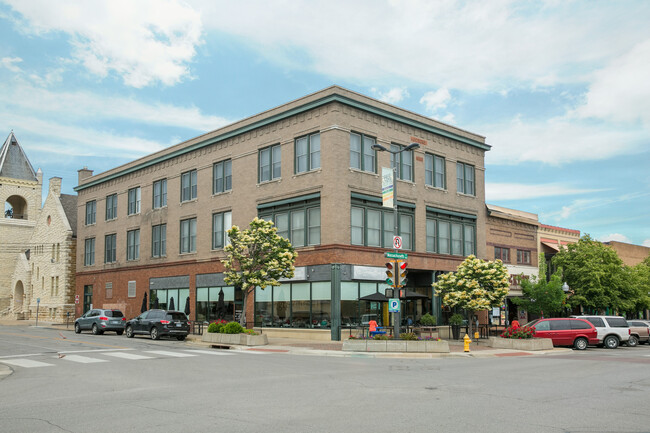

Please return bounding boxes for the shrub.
[500,325,536,339]
[242,329,258,335]
[373,334,391,340]
[449,313,464,326]
[221,321,244,334]
[400,332,418,340]
[420,313,437,326]
[207,323,219,333]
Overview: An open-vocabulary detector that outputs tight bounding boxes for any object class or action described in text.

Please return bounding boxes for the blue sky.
[1,0,649,247]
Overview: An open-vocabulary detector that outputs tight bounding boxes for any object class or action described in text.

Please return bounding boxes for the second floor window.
[259,197,321,247]
[213,160,232,194]
[152,224,166,258]
[425,154,446,189]
[517,249,531,264]
[426,212,476,256]
[84,238,95,266]
[259,144,281,182]
[153,179,167,208]
[495,246,510,262]
[295,133,321,173]
[181,170,197,202]
[180,218,197,253]
[105,194,117,220]
[128,187,141,215]
[350,132,375,173]
[85,200,96,225]
[350,198,413,250]
[457,162,475,196]
[212,211,232,249]
[390,143,414,181]
[127,229,140,261]
[104,234,117,263]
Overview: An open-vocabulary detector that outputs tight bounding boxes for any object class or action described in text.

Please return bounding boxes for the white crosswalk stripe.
[1,359,54,368]
[63,355,109,364]
[184,349,235,356]
[102,352,153,360]
[145,350,197,358]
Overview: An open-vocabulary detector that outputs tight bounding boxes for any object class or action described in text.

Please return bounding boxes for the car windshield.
[524,320,539,327]
[166,312,187,321]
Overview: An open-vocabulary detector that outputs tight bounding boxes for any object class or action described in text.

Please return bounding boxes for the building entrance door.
[83,285,93,313]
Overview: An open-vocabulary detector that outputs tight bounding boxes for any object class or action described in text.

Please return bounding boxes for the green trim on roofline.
[426,206,477,220]
[257,192,321,209]
[75,93,489,192]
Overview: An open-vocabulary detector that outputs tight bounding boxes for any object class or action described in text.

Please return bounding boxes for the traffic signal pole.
[392,160,401,339]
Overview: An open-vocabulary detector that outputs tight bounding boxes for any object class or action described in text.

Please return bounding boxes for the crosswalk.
[0,348,268,369]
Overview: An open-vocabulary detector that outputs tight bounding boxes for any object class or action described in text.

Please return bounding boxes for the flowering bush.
[500,325,536,339]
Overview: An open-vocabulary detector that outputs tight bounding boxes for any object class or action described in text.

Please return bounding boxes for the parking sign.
[389,298,400,313]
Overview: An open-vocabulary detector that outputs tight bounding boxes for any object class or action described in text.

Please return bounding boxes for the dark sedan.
[125,309,190,340]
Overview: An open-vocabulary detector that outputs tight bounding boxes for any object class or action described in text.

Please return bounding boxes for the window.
[105,194,117,220]
[517,249,531,264]
[259,144,281,182]
[550,320,571,330]
[425,154,446,189]
[153,179,167,208]
[259,196,320,247]
[84,238,95,266]
[605,317,628,328]
[456,162,475,196]
[127,229,140,261]
[180,218,197,253]
[295,133,321,173]
[585,317,605,327]
[152,224,166,257]
[495,246,510,262]
[128,187,141,215]
[350,197,414,250]
[104,234,116,263]
[534,320,550,331]
[426,211,476,256]
[181,169,197,202]
[571,320,592,330]
[212,211,232,249]
[390,143,414,181]
[85,200,96,225]
[213,160,232,194]
[350,132,376,173]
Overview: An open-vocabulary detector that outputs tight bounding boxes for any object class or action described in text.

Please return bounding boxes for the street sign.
[75,295,80,304]
[384,251,407,260]
[388,298,400,313]
[393,236,402,249]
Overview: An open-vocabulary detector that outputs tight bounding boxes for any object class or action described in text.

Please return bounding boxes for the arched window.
[5,195,28,219]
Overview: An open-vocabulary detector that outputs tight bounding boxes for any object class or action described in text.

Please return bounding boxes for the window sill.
[152,205,168,211]
[212,190,232,198]
[257,178,282,187]
[127,212,141,218]
[105,218,117,223]
[349,168,378,177]
[456,192,476,198]
[151,255,167,259]
[293,168,322,178]
[180,198,198,205]
[179,251,197,256]
[425,185,447,193]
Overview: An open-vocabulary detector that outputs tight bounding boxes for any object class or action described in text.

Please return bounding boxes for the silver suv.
[571,315,630,349]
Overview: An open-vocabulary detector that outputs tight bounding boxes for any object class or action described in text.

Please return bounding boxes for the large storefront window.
[195,286,235,322]
[255,282,331,328]
[150,288,190,313]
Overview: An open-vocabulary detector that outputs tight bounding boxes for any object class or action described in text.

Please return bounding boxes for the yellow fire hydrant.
[463,333,471,352]
[474,330,480,341]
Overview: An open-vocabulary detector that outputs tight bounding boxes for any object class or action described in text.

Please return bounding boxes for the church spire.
[0,132,38,181]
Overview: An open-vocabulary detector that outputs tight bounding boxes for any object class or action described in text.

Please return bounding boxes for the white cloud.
[5,0,203,88]
[420,88,451,112]
[486,183,605,201]
[599,233,632,243]
[372,87,409,104]
[0,56,22,72]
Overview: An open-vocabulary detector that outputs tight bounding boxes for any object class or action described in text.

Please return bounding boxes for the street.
[2,325,650,433]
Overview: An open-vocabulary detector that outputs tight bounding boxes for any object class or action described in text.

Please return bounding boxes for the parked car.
[525,318,598,350]
[125,309,190,340]
[627,320,650,346]
[75,309,126,335]
[571,315,630,349]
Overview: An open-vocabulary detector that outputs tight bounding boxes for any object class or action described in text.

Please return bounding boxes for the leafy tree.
[512,253,566,318]
[552,234,631,313]
[222,218,297,326]
[625,255,650,315]
[433,255,510,338]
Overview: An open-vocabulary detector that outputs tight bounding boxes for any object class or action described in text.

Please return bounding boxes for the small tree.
[222,218,297,326]
[512,253,566,318]
[433,255,510,338]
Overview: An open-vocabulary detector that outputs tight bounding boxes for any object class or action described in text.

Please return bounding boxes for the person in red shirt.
[511,320,520,329]
[369,319,378,333]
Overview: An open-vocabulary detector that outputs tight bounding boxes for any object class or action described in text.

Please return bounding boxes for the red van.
[525,318,599,350]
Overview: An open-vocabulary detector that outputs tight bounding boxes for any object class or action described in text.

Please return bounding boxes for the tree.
[512,253,567,318]
[433,255,510,338]
[222,218,297,326]
[553,234,631,313]
[626,255,650,315]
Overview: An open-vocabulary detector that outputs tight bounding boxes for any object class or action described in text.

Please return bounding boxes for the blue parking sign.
[389,298,400,313]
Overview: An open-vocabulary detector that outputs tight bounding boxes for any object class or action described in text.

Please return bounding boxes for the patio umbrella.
[140,292,148,313]
[169,297,175,311]
[359,292,388,302]
[184,296,190,316]
[216,289,226,319]
[401,290,428,300]
[153,296,159,309]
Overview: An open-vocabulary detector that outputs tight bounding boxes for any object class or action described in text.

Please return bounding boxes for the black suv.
[125,309,190,340]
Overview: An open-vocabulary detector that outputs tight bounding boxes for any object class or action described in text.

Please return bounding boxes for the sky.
[1,0,649,247]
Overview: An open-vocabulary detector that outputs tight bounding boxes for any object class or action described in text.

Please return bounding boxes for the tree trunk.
[468,310,473,340]
[239,287,248,326]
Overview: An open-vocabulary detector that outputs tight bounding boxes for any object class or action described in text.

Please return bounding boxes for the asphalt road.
[2,325,650,433]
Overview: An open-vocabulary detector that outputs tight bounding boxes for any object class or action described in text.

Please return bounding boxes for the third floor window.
[128,187,141,215]
[259,144,281,182]
[105,194,117,221]
[456,162,475,196]
[213,160,232,194]
[153,179,167,208]
[181,170,197,202]
[295,132,321,174]
[390,143,414,181]
[350,132,376,173]
[425,154,446,189]
[85,200,96,225]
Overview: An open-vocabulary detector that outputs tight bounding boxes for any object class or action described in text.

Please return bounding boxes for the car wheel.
[573,337,588,350]
[92,324,103,335]
[74,323,81,334]
[627,335,638,347]
[150,327,160,340]
[176,336,186,341]
[604,335,619,349]
[125,325,134,338]
[116,330,124,336]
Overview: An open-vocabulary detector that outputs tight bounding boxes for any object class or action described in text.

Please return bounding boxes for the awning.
[541,241,560,252]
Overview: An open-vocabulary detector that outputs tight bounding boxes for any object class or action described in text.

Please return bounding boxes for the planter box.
[202,332,268,346]
[488,337,553,351]
[342,339,450,353]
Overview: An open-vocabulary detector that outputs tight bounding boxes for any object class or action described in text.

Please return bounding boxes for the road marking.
[102,352,153,360]
[184,350,235,356]
[62,355,109,364]
[1,359,54,368]
[145,350,197,358]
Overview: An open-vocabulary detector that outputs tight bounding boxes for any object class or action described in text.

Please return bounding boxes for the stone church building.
[0,132,77,322]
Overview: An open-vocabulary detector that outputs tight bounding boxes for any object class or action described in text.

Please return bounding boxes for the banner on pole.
[382,167,393,208]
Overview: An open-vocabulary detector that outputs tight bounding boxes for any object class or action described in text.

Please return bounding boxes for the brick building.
[74,86,490,340]
[603,240,650,267]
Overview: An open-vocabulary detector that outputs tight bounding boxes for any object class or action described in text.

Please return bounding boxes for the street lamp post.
[372,142,420,338]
